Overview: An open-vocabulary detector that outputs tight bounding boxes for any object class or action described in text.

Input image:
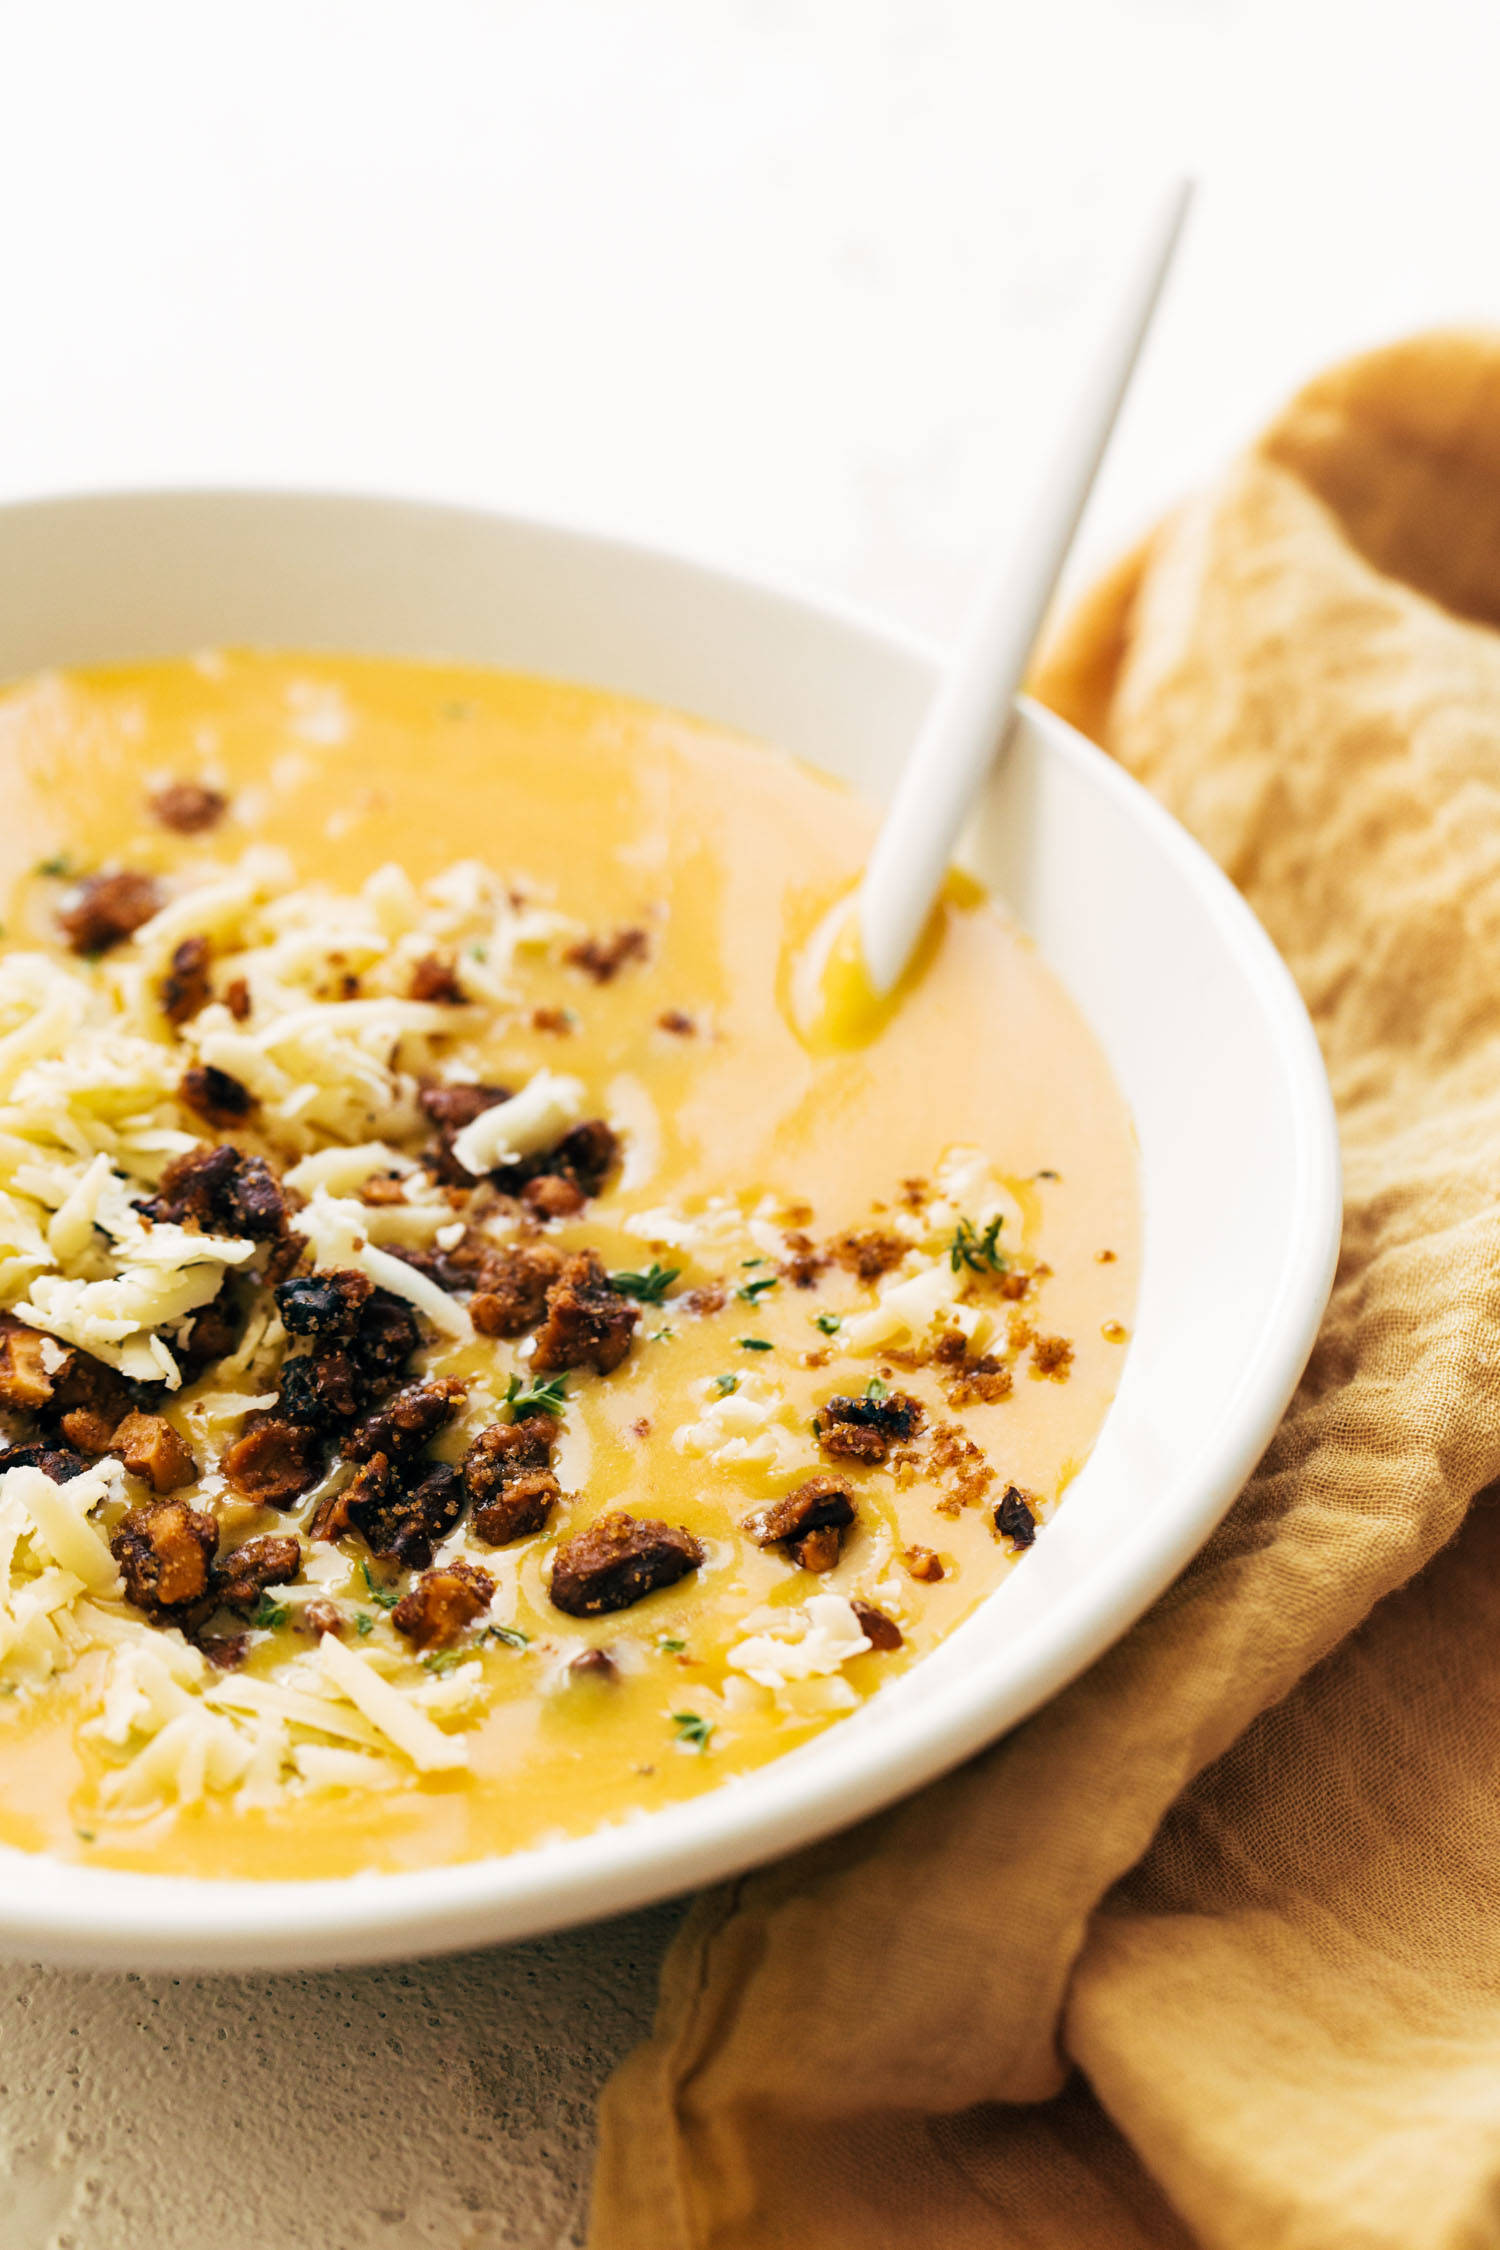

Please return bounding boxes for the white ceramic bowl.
[0,491,1340,1970]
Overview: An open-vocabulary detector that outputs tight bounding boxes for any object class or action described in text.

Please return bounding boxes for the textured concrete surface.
[0,1904,682,2246]
[1,0,1497,2240]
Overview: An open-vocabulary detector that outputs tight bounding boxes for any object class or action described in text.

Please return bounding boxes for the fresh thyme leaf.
[422,1648,467,1674]
[354,1612,375,1637]
[671,1710,714,1752]
[469,941,489,962]
[74,1827,96,1843]
[865,1376,889,1403]
[506,1372,569,1419]
[711,1372,739,1396]
[736,1274,777,1303]
[649,1324,676,1343]
[736,1336,773,1352]
[813,1311,841,1335]
[252,1594,291,1630]
[35,853,72,878]
[360,1560,401,1610]
[485,1623,530,1650]
[609,1262,680,1305]
[740,1256,765,1268]
[657,1635,687,1655]
[948,1215,1007,1275]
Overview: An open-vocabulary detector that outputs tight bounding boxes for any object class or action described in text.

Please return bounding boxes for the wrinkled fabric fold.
[590,332,1500,2250]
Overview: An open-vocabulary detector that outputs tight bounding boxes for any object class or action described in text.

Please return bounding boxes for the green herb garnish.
[865,1376,889,1403]
[609,1262,680,1304]
[35,853,72,878]
[252,1595,291,1630]
[354,1612,375,1637]
[949,1215,1007,1275]
[657,1635,686,1655]
[485,1623,530,1650]
[360,1560,401,1610]
[737,1274,777,1303]
[711,1372,739,1396]
[671,1711,714,1752]
[736,1336,773,1352]
[423,1648,468,1674]
[506,1372,569,1419]
[813,1311,841,1335]
[469,941,489,962]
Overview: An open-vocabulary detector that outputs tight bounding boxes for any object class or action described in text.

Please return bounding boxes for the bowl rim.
[0,485,1343,1969]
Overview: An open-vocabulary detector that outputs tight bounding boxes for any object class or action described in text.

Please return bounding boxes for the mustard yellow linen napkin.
[590,332,1500,2250]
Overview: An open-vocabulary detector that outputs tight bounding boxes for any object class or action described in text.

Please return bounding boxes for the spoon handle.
[857,179,1193,997]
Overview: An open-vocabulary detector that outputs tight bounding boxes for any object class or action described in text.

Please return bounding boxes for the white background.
[0,1,1492,2242]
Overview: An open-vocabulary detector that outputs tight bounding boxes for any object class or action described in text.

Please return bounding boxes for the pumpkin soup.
[0,653,1137,1879]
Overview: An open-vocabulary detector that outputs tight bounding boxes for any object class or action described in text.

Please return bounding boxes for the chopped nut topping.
[57,870,163,955]
[149,779,228,834]
[549,1511,704,1617]
[392,1558,495,1651]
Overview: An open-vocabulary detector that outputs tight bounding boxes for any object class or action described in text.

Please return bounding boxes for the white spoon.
[796,179,1193,1044]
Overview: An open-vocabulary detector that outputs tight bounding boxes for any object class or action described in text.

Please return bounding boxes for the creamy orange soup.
[0,654,1137,1879]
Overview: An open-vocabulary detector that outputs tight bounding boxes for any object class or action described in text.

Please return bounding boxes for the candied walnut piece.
[277,1348,362,1431]
[275,1267,374,1340]
[58,870,163,955]
[569,1645,618,1681]
[174,1277,244,1379]
[149,1142,288,1238]
[221,1415,324,1506]
[409,952,465,1004]
[341,1376,467,1466]
[791,1524,842,1572]
[469,1244,565,1337]
[202,1633,249,1671]
[817,1388,924,1466]
[472,1468,561,1546]
[523,1173,584,1218]
[549,1511,704,1617]
[215,1533,301,1612]
[462,1417,561,1544]
[1031,1334,1074,1381]
[564,926,648,983]
[179,1063,256,1128]
[111,1410,197,1495]
[0,1443,90,1482]
[994,1486,1037,1548]
[0,1315,63,1410]
[359,1171,407,1206]
[418,1080,510,1183]
[149,779,228,834]
[904,1544,945,1582]
[547,1118,618,1198]
[111,1498,218,1613]
[224,976,252,1022]
[850,1598,903,1652]
[461,1415,557,1489]
[532,1249,638,1375]
[743,1474,855,1572]
[392,1557,496,1652]
[831,1230,909,1283]
[160,935,212,1025]
[350,1289,422,1390]
[299,1600,346,1640]
[342,1455,466,1571]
